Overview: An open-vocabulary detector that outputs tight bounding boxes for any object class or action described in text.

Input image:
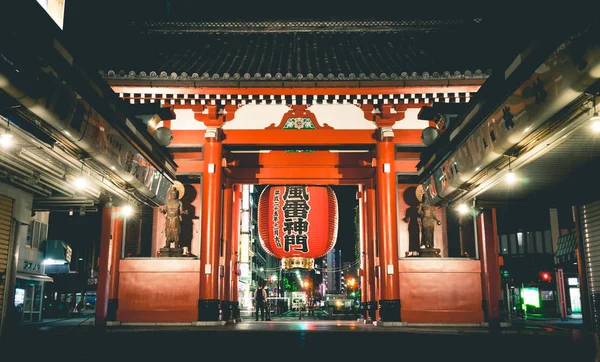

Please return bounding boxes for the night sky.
[331,186,359,263]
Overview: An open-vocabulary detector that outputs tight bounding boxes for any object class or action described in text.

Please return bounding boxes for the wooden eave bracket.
[192,104,238,127]
[360,104,407,127]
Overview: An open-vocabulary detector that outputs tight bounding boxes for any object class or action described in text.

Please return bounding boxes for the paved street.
[1,314,596,361]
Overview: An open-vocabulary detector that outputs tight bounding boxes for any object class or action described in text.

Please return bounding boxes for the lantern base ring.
[282,257,314,270]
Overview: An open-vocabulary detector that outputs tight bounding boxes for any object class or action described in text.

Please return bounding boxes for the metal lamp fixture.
[0,116,14,148]
[505,156,517,184]
[120,194,135,217]
[591,93,600,133]
[74,159,88,190]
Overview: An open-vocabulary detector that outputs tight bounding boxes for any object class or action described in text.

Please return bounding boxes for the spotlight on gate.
[121,204,134,217]
[456,203,470,215]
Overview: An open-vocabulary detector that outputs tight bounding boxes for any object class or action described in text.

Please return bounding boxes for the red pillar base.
[379,299,400,322]
[221,300,232,321]
[231,301,241,322]
[483,300,502,332]
[367,301,377,322]
[198,299,220,321]
[107,299,118,321]
[359,302,368,320]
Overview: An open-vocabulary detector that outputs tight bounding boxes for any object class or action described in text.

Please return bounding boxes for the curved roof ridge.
[134,18,484,34]
[100,68,491,82]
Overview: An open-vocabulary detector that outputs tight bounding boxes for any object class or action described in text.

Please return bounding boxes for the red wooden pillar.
[376,135,400,322]
[231,184,242,321]
[365,182,377,322]
[95,206,113,326]
[221,182,233,321]
[358,185,368,320]
[107,208,123,321]
[477,208,501,332]
[199,136,223,321]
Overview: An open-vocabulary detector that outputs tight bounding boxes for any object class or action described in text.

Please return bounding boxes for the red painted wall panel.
[117,259,200,323]
[398,259,484,324]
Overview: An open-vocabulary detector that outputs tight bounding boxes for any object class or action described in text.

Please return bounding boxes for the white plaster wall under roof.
[166,105,427,131]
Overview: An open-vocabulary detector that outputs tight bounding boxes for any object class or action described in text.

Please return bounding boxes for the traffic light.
[501,268,510,278]
[539,271,552,282]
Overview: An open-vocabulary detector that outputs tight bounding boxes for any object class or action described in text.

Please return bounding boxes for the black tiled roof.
[98,20,494,82]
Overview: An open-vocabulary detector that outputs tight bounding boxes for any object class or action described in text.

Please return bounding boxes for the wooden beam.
[226,150,373,167]
[175,159,203,174]
[228,178,369,185]
[227,167,374,180]
[394,159,419,173]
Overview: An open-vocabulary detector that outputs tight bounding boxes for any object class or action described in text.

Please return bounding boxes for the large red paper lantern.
[258,185,338,270]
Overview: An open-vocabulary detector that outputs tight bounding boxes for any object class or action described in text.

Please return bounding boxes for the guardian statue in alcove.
[159,181,188,257]
[403,185,441,257]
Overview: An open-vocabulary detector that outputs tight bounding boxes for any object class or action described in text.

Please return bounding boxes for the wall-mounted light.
[590,93,600,133]
[0,116,13,148]
[505,156,517,184]
[121,204,134,217]
[74,159,88,190]
[456,203,470,215]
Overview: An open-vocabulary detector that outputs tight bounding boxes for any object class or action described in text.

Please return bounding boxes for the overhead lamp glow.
[591,112,600,133]
[121,204,134,217]
[1,116,14,148]
[0,132,13,148]
[74,176,88,189]
[505,168,517,184]
[456,203,470,215]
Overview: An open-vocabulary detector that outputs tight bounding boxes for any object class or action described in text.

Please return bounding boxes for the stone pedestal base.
[159,247,183,257]
[419,247,441,257]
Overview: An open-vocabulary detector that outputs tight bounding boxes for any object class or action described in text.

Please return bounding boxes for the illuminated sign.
[521,287,540,308]
[15,288,25,307]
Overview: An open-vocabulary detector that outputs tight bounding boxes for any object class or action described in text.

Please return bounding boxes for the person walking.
[254,283,266,321]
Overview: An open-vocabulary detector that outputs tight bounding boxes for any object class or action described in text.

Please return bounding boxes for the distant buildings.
[322,249,342,293]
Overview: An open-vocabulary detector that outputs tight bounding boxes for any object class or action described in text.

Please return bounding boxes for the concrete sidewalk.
[9,313,584,337]
[2,317,595,362]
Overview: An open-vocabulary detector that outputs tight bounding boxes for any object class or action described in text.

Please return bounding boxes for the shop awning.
[17,272,54,283]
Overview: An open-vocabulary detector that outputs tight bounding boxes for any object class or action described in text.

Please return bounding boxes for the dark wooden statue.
[403,185,441,257]
[418,192,441,249]
[159,181,188,257]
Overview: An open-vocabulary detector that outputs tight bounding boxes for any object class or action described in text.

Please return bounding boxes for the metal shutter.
[0,194,14,331]
[582,200,600,332]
